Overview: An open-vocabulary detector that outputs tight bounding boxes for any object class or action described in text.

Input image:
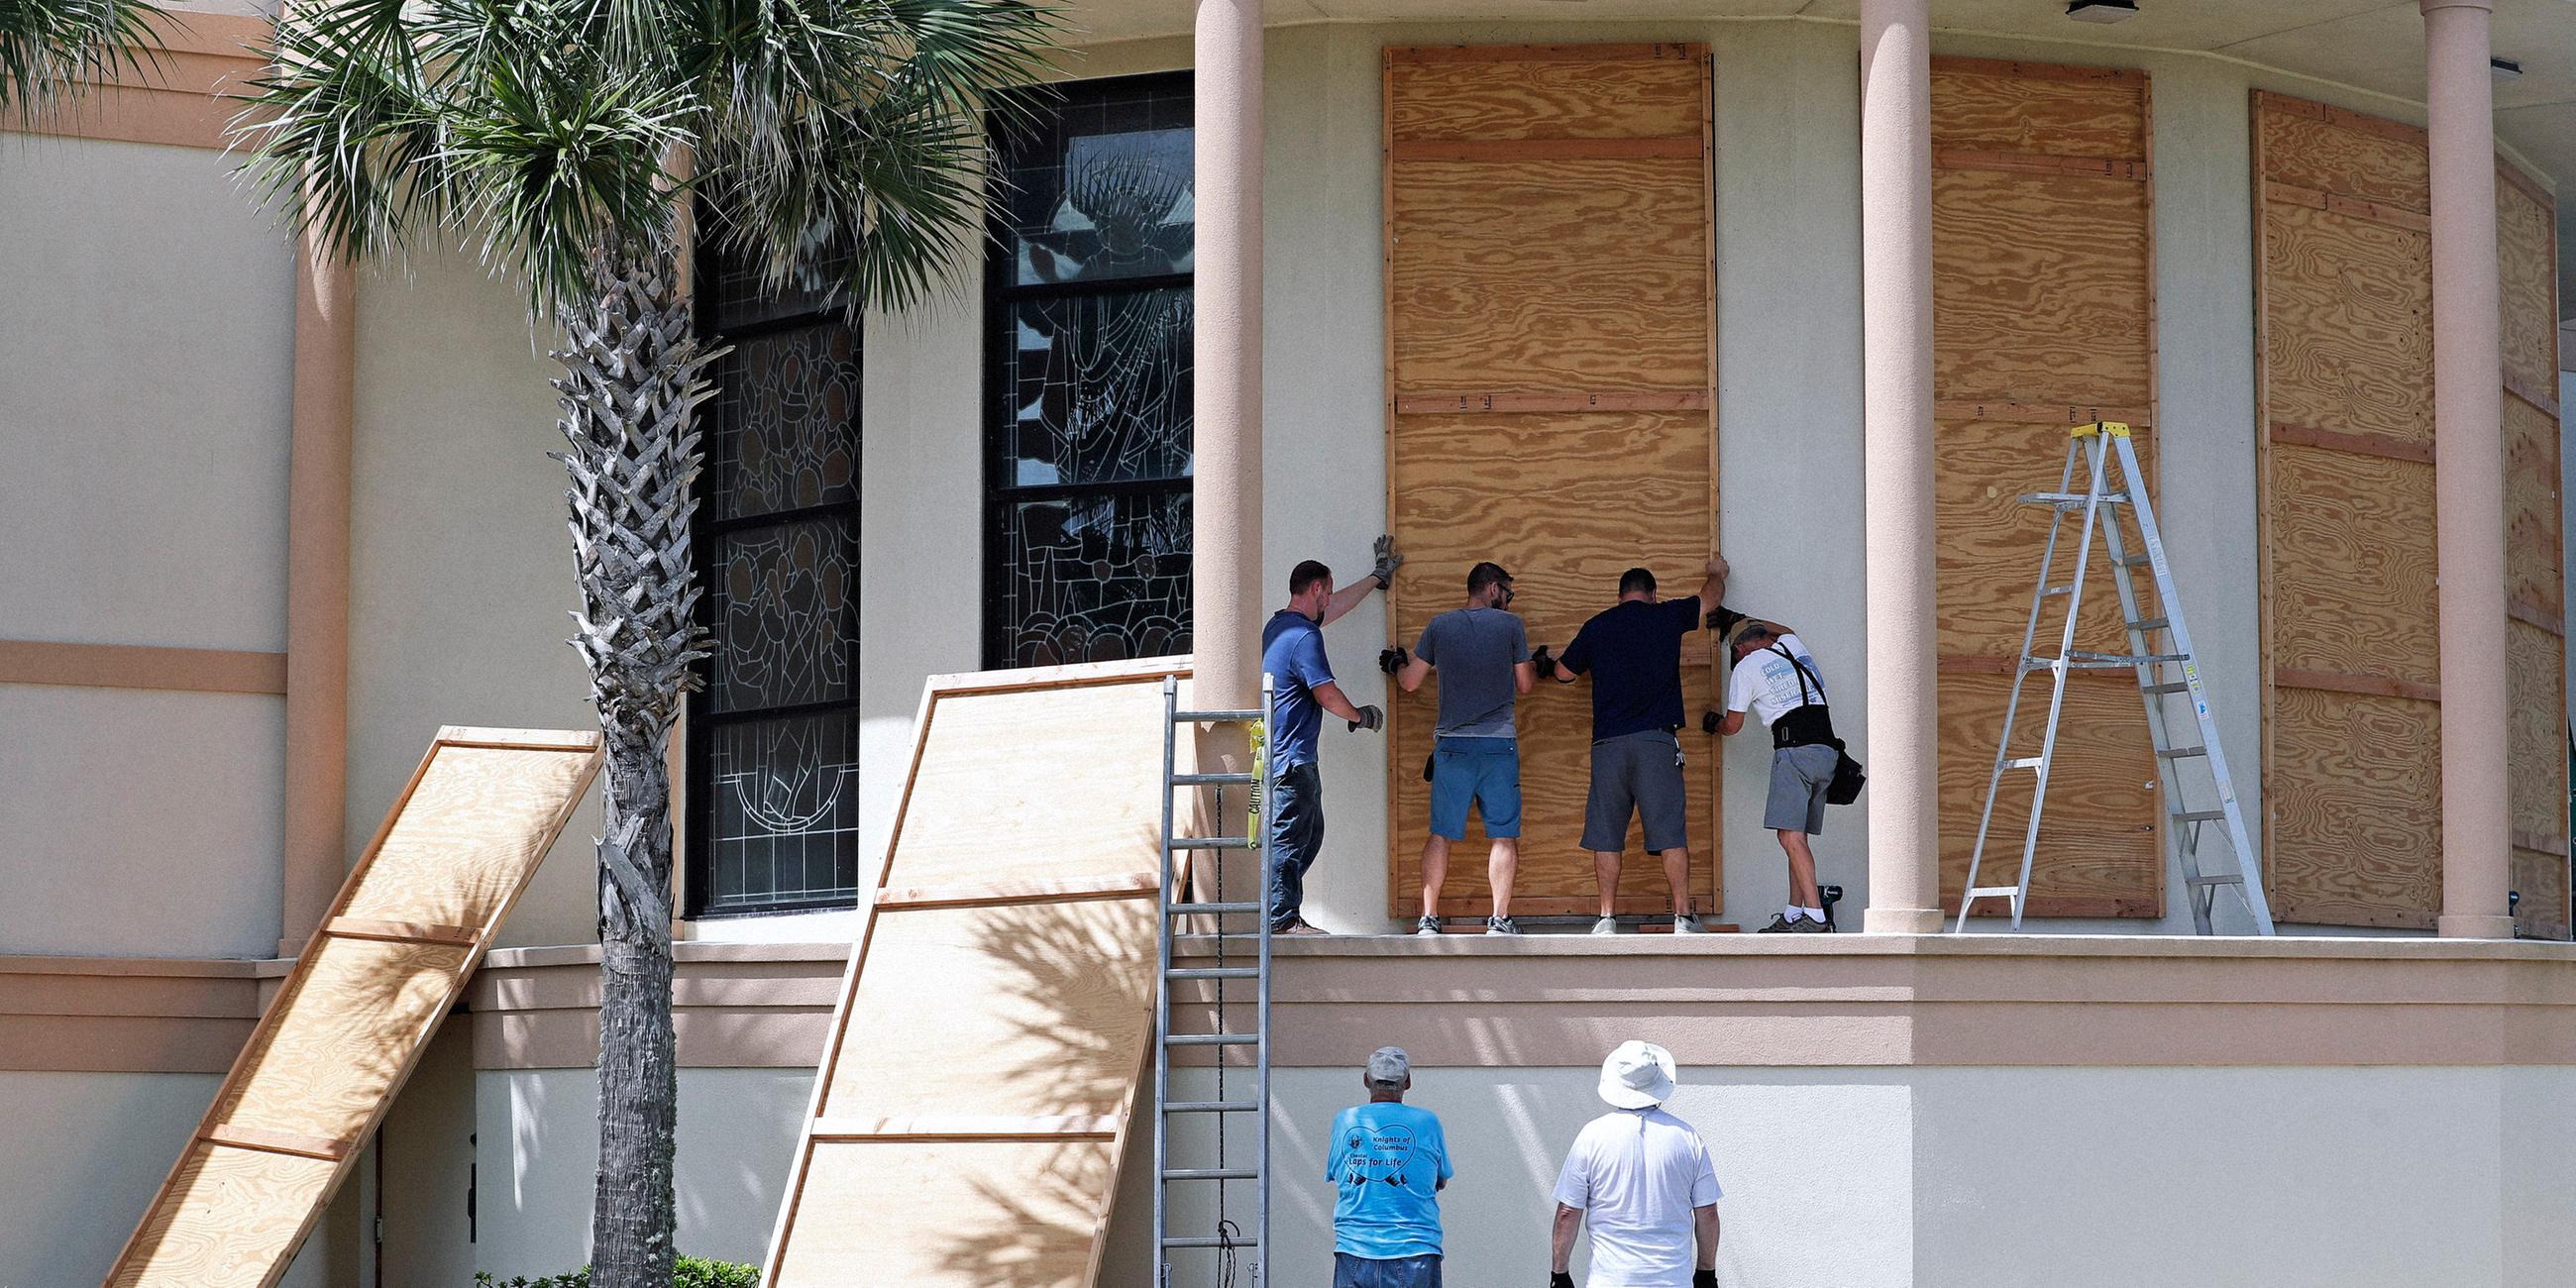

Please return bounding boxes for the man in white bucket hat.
[1546,1040,1722,1288]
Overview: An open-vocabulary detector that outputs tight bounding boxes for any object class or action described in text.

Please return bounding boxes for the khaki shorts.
[1766,743,1840,835]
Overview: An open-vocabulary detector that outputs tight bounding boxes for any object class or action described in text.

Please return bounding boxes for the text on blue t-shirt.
[1326,1101,1451,1260]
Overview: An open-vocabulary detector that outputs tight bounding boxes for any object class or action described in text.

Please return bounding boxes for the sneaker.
[1756,912,1829,934]
[1671,914,1703,935]
[1415,914,1442,936]
[1590,916,1620,935]
[1485,915,1522,935]
[1276,919,1330,936]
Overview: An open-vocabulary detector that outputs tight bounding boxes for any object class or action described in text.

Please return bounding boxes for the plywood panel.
[1937,672,2162,917]
[1931,59,2145,160]
[2256,99,2428,211]
[2266,444,2441,684]
[2496,174,2556,397]
[1389,159,1707,392]
[1389,54,1703,141]
[890,677,1177,890]
[776,1139,1121,1288]
[1935,417,2160,660]
[2509,622,2567,845]
[106,729,601,1288]
[2504,394,2564,617]
[819,900,1153,1121]
[768,662,1177,1288]
[2268,688,2440,928]
[1931,170,2151,405]
[2260,202,2433,445]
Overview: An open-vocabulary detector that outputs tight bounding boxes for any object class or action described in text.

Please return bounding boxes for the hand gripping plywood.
[764,659,1185,1288]
[103,727,602,1288]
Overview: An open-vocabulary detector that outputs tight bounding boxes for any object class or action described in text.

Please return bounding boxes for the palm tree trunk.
[554,236,715,1288]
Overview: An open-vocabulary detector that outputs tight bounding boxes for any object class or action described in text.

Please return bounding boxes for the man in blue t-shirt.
[1259,539,1401,934]
[1327,1046,1451,1288]
[1540,556,1728,935]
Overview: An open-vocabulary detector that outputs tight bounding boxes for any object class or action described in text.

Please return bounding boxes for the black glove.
[1550,1273,1576,1288]
[1694,1270,1719,1288]
[1379,646,1411,675]
[1706,603,1748,635]
[1530,644,1556,675]
[1348,704,1384,733]
[1370,534,1405,589]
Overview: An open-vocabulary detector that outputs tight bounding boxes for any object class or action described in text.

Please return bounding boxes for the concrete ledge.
[470,942,850,1071]
[0,954,268,1072]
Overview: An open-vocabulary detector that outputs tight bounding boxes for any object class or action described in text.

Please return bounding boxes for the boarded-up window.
[2498,162,2568,939]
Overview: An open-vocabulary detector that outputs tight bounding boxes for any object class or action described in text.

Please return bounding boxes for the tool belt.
[1772,702,1837,749]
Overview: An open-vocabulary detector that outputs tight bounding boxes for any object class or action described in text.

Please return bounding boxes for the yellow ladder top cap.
[2071,420,2132,438]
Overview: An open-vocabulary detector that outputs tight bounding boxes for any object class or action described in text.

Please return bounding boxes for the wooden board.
[2253,92,2444,930]
[1383,46,1719,918]
[105,728,602,1288]
[1930,57,2161,919]
[765,660,1182,1287]
[2497,165,2567,940]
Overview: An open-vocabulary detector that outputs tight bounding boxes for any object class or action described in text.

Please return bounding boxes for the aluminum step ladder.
[1955,421,2277,936]
[1154,674,1275,1288]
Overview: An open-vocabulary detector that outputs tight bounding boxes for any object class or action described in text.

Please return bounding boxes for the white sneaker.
[1671,914,1703,935]
[1590,916,1620,935]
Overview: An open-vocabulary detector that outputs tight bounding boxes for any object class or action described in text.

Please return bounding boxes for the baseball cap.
[1365,1046,1411,1088]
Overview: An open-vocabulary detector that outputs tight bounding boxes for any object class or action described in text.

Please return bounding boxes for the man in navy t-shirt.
[1540,556,1727,935]
[1259,539,1401,933]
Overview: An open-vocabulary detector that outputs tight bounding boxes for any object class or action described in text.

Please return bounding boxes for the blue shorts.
[1335,1252,1442,1288]
[1428,737,1520,840]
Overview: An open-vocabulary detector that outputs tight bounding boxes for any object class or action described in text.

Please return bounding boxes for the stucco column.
[1193,0,1263,712]
[279,232,356,956]
[1858,0,1944,934]
[2423,0,2514,938]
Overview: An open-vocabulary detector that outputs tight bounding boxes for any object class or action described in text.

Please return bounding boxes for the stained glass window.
[986,73,1195,668]
[686,247,864,915]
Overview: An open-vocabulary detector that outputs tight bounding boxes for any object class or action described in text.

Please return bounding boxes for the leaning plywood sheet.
[1930,56,2161,917]
[2498,162,2567,940]
[104,727,601,1288]
[764,659,1183,1288]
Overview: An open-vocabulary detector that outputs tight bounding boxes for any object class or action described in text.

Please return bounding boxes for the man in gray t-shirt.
[1384,562,1535,934]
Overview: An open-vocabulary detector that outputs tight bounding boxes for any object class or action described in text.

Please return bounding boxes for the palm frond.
[0,0,167,120]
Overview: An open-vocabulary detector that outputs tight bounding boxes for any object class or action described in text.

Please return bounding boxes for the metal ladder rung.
[1173,707,1263,722]
[1164,1236,1258,1249]
[1171,836,1256,850]
[1169,966,1260,980]
[2188,873,2245,887]
[1163,1168,1258,1181]
[2113,553,2153,567]
[2171,809,2227,823]
[2068,651,2189,667]
[2004,757,2044,770]
[2021,491,2131,506]
[2129,616,2171,632]
[2155,745,2208,759]
[2142,681,2192,695]
[1170,772,1256,787]
[1164,1101,1260,1114]
[1965,886,2023,899]
[2040,584,2077,596]
[1163,1032,1258,1047]
[1167,902,1263,915]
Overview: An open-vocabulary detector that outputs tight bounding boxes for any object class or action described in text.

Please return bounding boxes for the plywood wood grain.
[1934,417,2161,660]
[1389,159,1708,392]
[775,1139,1121,1288]
[2503,394,2563,619]
[2257,98,2428,211]
[105,729,601,1288]
[2260,203,2433,446]
[889,678,1177,890]
[2508,622,2567,845]
[2267,687,2440,928]
[1931,169,2151,405]
[1937,671,2163,918]
[1931,59,2145,160]
[2266,444,2441,685]
[2497,175,2557,397]
[1389,54,1703,142]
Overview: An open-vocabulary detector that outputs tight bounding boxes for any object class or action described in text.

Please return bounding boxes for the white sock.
[1782,905,1803,920]
[1802,906,1827,921]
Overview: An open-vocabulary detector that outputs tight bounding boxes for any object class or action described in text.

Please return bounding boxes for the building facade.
[5,1,2576,1285]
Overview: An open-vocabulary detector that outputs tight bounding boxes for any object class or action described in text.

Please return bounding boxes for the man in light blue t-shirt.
[1327,1046,1451,1288]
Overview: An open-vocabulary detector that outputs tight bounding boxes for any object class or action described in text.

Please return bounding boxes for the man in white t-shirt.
[1548,1040,1722,1288]
[1716,618,1841,934]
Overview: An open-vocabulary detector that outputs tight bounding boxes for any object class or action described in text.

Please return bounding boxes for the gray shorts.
[1766,743,1841,835]
[1581,730,1689,853]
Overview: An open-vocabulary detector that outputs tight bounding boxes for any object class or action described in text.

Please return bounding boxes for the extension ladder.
[1154,675,1275,1288]
[1956,422,2277,936]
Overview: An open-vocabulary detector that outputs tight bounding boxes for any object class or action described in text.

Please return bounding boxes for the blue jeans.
[1267,759,1324,929]
[1334,1252,1442,1288]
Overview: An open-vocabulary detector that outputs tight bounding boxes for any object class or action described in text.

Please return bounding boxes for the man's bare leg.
[1420,833,1450,919]
[1777,828,1821,910]
[1660,846,1694,919]
[1488,837,1519,919]
[1594,851,1623,918]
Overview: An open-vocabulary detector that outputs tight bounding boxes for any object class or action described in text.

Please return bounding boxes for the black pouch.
[1826,739,1867,805]
[1422,753,1436,783]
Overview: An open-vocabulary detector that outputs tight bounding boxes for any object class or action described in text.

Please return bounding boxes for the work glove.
[1549,1273,1576,1288]
[1348,704,1384,733]
[1705,603,1748,635]
[1693,1271,1719,1288]
[1379,646,1411,675]
[1529,644,1556,676]
[1370,535,1405,589]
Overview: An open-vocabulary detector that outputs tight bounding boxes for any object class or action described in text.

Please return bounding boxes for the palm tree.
[234,0,1056,1282]
[1,0,162,117]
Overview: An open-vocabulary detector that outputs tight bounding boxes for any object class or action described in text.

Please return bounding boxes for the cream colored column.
[2423,0,2514,938]
[1193,0,1263,713]
[279,233,356,956]
[1859,0,1944,933]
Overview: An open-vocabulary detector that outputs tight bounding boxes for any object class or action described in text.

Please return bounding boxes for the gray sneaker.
[1486,915,1522,935]
[1757,912,1830,933]
[1590,916,1620,935]
[1415,914,1442,937]
[1671,914,1703,935]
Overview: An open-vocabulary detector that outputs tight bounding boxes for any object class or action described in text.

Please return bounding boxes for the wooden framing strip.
[809,1115,1122,1142]
[871,873,1160,912]
[200,1124,346,1163]
[1935,55,2145,86]
[2509,597,2563,637]
[2260,180,2431,232]
[1394,390,1708,415]
[2504,371,2560,418]
[2268,421,2434,465]
[320,917,480,947]
[2273,667,2440,704]
[2256,91,2426,146]
[2517,828,2572,859]
[0,639,286,696]
[2498,158,2554,207]
[1934,149,2147,180]
[1392,137,1700,162]
[1386,43,1698,64]
[1933,400,2152,427]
